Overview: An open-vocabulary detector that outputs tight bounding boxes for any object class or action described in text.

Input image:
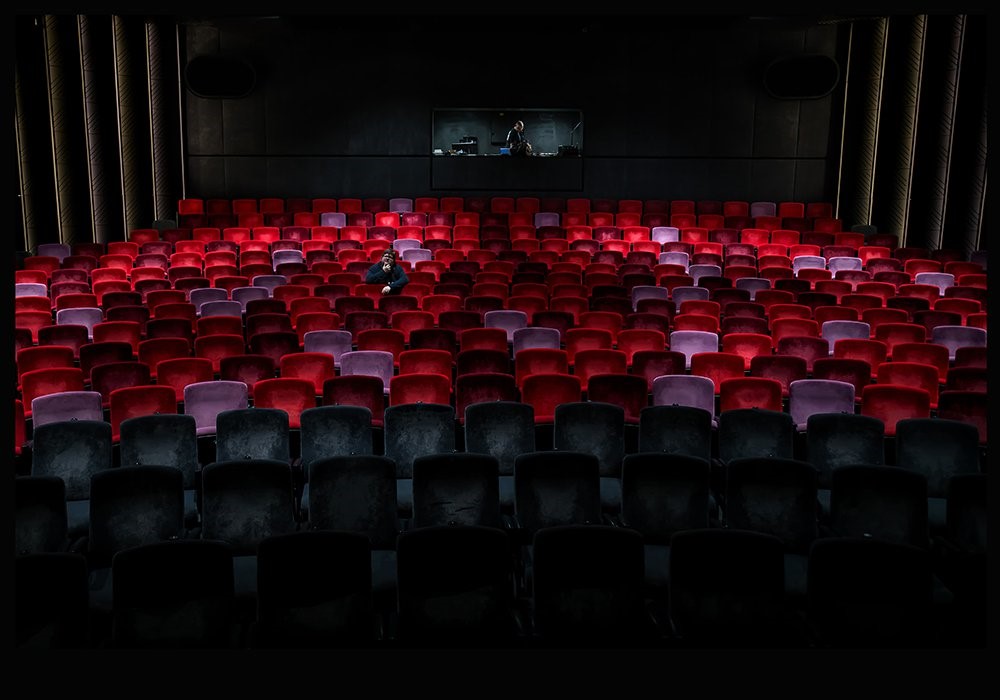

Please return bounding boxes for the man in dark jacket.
[506,120,532,156]
[366,248,409,295]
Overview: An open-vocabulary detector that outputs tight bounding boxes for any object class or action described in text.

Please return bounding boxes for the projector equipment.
[458,135,478,154]
[558,120,583,156]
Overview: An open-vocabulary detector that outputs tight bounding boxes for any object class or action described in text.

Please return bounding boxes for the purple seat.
[821,321,872,355]
[749,201,777,218]
[15,283,48,298]
[339,350,395,396]
[251,275,288,295]
[792,255,827,274]
[55,307,103,339]
[788,379,857,431]
[827,257,863,274]
[319,212,346,228]
[392,239,423,254]
[188,287,228,313]
[401,248,432,263]
[631,285,669,311]
[200,300,244,318]
[303,330,355,367]
[272,249,304,268]
[913,272,955,296]
[670,286,710,307]
[659,251,689,269]
[930,325,987,361]
[231,286,269,311]
[651,374,717,424]
[534,212,561,228]
[689,264,722,286]
[669,330,720,369]
[30,391,104,428]
[483,310,529,343]
[183,380,249,436]
[512,326,561,355]
[651,227,680,245]
[389,197,413,213]
[37,243,72,262]
[734,277,772,300]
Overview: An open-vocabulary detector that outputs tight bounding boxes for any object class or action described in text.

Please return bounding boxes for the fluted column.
[45,14,86,246]
[875,15,925,242]
[113,15,151,235]
[958,83,987,251]
[147,20,173,223]
[908,14,964,249]
[79,14,114,244]
[837,18,886,230]
[15,50,33,251]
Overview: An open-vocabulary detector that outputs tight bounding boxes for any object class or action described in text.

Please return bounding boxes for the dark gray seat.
[805,412,886,517]
[214,408,290,463]
[411,452,502,529]
[16,553,90,648]
[298,405,374,514]
[383,403,456,518]
[306,455,400,608]
[15,476,68,555]
[253,531,375,648]
[31,419,113,539]
[119,414,200,526]
[724,457,819,605]
[111,539,237,648]
[464,401,535,515]
[807,537,934,648]
[669,528,791,647]
[86,466,186,612]
[894,417,981,535]
[532,525,655,646]
[553,401,625,513]
[200,459,298,603]
[828,465,929,549]
[396,524,518,646]
[620,453,712,601]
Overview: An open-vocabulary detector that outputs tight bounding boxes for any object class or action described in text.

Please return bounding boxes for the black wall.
[181,14,842,202]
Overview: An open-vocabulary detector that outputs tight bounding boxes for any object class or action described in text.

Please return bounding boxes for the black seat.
[253,531,376,648]
[111,539,237,648]
[395,525,519,646]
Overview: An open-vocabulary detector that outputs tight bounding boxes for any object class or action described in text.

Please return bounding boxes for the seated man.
[366,249,409,295]
[506,120,532,156]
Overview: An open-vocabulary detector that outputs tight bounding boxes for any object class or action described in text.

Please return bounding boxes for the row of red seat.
[176,211,848,232]
[16,324,988,395]
[177,196,836,217]
[16,252,988,288]
[14,356,987,444]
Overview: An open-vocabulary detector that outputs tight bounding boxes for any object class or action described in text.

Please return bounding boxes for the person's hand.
[383,262,392,273]
[381,285,392,295]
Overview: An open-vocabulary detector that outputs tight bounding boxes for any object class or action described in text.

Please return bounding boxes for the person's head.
[380,249,397,267]
[514,120,524,132]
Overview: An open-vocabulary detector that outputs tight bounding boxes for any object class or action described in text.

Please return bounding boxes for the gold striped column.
[45,14,85,247]
[837,18,886,231]
[879,15,925,242]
